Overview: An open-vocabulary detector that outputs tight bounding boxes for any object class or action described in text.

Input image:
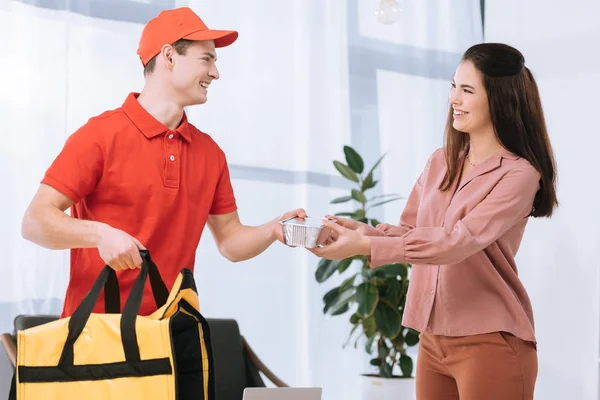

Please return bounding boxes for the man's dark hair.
[143,39,196,76]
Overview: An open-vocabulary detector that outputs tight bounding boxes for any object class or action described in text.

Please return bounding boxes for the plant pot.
[360,374,415,400]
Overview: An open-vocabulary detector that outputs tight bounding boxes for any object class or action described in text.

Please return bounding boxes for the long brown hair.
[440,43,558,217]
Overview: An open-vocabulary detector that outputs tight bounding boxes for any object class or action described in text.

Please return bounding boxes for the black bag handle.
[119,250,169,362]
[59,250,169,367]
[104,267,120,313]
[102,250,169,313]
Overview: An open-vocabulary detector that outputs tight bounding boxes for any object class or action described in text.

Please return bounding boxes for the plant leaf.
[353,209,366,219]
[351,189,367,204]
[340,273,358,292]
[330,303,350,316]
[337,258,355,274]
[330,195,353,204]
[322,286,339,306]
[368,193,400,201]
[378,340,389,360]
[333,161,359,183]
[399,354,413,377]
[362,316,377,338]
[361,264,371,280]
[324,287,355,316]
[372,277,388,287]
[370,218,381,227]
[335,212,355,217]
[374,300,402,339]
[353,332,365,349]
[365,153,387,181]
[356,282,379,318]
[381,278,401,305]
[315,258,340,283]
[367,197,403,210]
[404,329,420,346]
[350,313,360,325]
[370,358,382,367]
[368,263,408,279]
[343,323,361,348]
[391,330,405,351]
[380,363,393,378]
[364,333,376,354]
[344,146,364,174]
[361,171,375,191]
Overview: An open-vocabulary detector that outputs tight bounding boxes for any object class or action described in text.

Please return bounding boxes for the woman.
[312,43,557,400]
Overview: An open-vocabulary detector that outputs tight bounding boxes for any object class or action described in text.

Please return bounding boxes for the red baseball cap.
[137,7,238,66]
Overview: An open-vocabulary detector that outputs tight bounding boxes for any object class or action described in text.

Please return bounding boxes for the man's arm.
[207,208,306,263]
[21,184,144,270]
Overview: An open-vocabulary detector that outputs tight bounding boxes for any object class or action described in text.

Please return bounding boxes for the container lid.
[280,216,329,227]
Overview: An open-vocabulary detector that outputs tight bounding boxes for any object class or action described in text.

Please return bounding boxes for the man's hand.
[272,208,308,244]
[97,225,146,271]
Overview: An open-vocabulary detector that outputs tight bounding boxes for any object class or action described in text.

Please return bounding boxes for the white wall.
[485,1,600,399]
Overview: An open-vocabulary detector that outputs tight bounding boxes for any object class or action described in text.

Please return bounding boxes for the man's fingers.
[130,246,143,267]
[132,237,146,250]
[117,251,136,270]
[109,259,124,271]
[279,208,307,222]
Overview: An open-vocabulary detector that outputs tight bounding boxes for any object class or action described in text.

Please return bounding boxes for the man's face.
[169,40,220,107]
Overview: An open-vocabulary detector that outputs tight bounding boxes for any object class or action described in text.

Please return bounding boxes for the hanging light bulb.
[375,0,401,25]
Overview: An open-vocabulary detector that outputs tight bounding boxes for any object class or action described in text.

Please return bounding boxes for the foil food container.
[280,217,334,248]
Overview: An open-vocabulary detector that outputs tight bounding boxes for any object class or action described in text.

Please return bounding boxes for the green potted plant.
[315,145,419,399]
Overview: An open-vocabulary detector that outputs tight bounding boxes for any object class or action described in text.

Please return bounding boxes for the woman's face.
[449,60,492,135]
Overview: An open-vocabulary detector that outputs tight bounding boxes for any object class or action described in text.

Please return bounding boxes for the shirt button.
[168,133,174,139]
[430,290,435,295]
[170,155,175,161]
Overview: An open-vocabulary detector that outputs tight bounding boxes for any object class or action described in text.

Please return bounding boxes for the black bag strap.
[143,250,170,309]
[102,250,169,314]
[58,250,169,368]
[104,268,120,313]
[59,266,114,366]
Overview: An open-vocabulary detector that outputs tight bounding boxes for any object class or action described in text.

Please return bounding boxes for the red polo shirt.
[42,93,237,317]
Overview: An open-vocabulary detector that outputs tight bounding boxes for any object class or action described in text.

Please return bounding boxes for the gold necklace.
[466,153,476,167]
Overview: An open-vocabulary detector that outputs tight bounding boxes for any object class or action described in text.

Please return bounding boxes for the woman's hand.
[376,223,404,237]
[319,215,371,246]
[310,220,371,260]
[326,215,369,232]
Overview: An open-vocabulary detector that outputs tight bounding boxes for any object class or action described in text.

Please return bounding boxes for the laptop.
[242,388,322,400]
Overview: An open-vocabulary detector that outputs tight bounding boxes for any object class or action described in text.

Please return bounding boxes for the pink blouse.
[366,148,540,342]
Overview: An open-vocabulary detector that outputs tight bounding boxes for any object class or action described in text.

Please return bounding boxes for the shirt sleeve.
[210,155,238,215]
[369,165,540,267]
[376,152,433,238]
[41,123,104,203]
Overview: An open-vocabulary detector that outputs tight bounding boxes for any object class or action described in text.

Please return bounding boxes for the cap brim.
[183,29,239,48]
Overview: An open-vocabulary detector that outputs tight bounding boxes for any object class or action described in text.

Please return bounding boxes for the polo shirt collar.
[122,92,192,142]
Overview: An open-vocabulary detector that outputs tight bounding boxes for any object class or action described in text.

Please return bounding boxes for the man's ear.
[159,44,175,69]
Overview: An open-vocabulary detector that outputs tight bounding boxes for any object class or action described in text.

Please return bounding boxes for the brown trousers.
[416,332,538,400]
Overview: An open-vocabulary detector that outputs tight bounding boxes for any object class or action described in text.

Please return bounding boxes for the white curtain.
[0,0,481,398]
